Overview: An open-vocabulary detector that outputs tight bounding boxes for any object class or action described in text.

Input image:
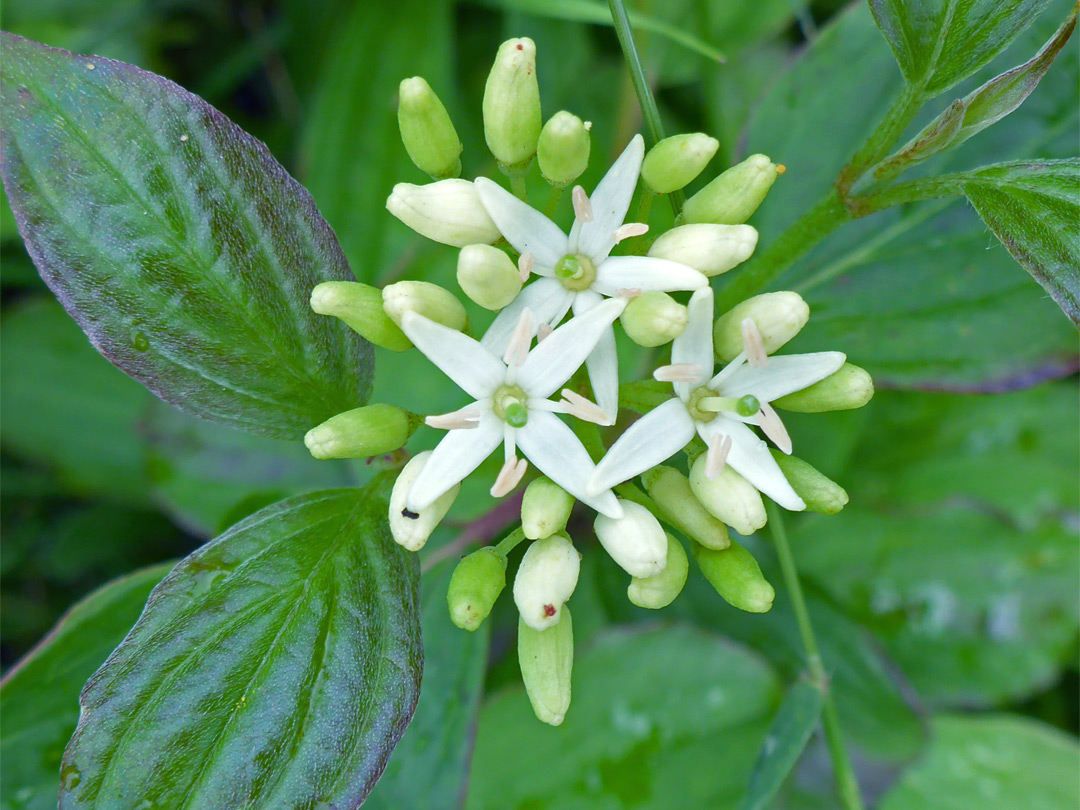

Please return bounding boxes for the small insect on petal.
[559,389,611,425]
[504,308,535,367]
[426,407,481,430]
[653,363,705,384]
[491,455,529,497]
[705,433,732,479]
[741,317,768,368]
[755,401,792,454]
[518,251,535,282]
[572,185,594,222]
[613,222,649,243]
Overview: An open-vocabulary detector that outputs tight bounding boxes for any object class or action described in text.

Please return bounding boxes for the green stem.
[837,83,923,194]
[510,172,528,202]
[768,503,864,810]
[848,172,966,215]
[607,0,684,216]
[544,186,564,218]
[495,526,527,556]
[635,187,655,224]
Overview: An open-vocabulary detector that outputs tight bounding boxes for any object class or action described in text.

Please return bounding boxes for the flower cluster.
[304,37,873,725]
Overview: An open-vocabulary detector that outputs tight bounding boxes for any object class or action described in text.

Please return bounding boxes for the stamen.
[559,389,611,426]
[572,185,593,222]
[503,308,534,368]
[756,401,792,454]
[653,363,705,384]
[425,407,480,430]
[741,318,768,368]
[518,251,534,282]
[616,287,642,299]
[490,455,528,497]
[705,433,732,479]
[613,222,649,243]
[536,323,554,342]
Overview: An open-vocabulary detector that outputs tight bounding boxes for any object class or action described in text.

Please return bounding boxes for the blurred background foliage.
[0,0,1077,808]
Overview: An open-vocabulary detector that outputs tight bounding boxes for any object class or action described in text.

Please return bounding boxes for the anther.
[616,288,642,299]
[518,251,534,282]
[504,308,534,367]
[705,433,732,479]
[756,402,792,454]
[572,185,593,222]
[537,323,554,342]
[613,222,649,243]
[741,318,768,368]
[426,407,481,430]
[490,455,528,497]
[653,363,705,384]
[559,389,611,425]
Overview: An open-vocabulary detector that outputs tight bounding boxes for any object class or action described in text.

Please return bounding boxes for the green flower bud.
[514,533,581,631]
[397,76,462,180]
[382,280,468,332]
[620,291,688,347]
[304,404,415,460]
[457,244,522,311]
[713,291,809,362]
[773,363,874,412]
[518,607,573,726]
[594,499,668,578]
[689,454,766,537]
[483,38,542,169]
[692,540,774,613]
[389,451,460,551]
[769,451,848,514]
[681,154,779,225]
[537,111,590,187]
[310,281,412,352]
[647,224,758,277]
[448,546,507,631]
[641,465,730,550]
[521,477,575,540]
[641,133,719,194]
[387,179,501,247]
[627,533,688,609]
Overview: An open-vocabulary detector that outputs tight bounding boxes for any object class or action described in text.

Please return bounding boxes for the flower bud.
[647,224,758,277]
[386,179,501,247]
[518,608,573,726]
[627,533,688,609]
[641,133,719,194]
[593,500,668,578]
[389,451,460,551]
[773,363,874,412]
[641,466,730,550]
[681,154,779,225]
[537,111,590,187]
[304,404,415,460]
[397,77,463,180]
[713,291,809,362]
[483,38,542,169]
[310,281,412,351]
[620,291,688,347]
[521,477,575,540]
[382,280,468,332]
[769,451,848,514]
[514,533,581,631]
[692,540,774,613]
[457,244,522,311]
[689,454,766,537]
[448,547,507,631]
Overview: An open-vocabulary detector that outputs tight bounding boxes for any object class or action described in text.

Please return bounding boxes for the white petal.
[670,287,715,400]
[400,311,505,399]
[517,411,624,518]
[568,135,645,262]
[714,352,846,403]
[592,255,708,297]
[479,278,573,354]
[406,413,504,511]
[475,178,568,267]
[588,399,696,494]
[571,288,605,314]
[582,325,619,425]
[699,418,804,510]
[518,298,626,399]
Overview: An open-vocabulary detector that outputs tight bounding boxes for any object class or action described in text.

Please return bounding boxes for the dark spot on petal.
[543,604,556,617]
[402,508,420,519]
[516,43,524,50]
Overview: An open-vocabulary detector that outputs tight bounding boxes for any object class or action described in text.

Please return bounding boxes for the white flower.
[588,288,846,510]
[474,135,708,423]
[398,299,628,519]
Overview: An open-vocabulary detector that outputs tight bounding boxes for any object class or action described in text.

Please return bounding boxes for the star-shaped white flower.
[399,299,627,520]
[474,135,707,423]
[588,288,846,510]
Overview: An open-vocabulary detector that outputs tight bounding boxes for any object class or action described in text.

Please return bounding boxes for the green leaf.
[869,0,1053,95]
[737,680,824,810]
[878,714,1080,810]
[960,159,1080,325]
[59,487,422,810]
[466,625,781,810]
[0,296,153,503]
[0,33,372,439]
[1,563,172,810]
[365,559,490,809]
